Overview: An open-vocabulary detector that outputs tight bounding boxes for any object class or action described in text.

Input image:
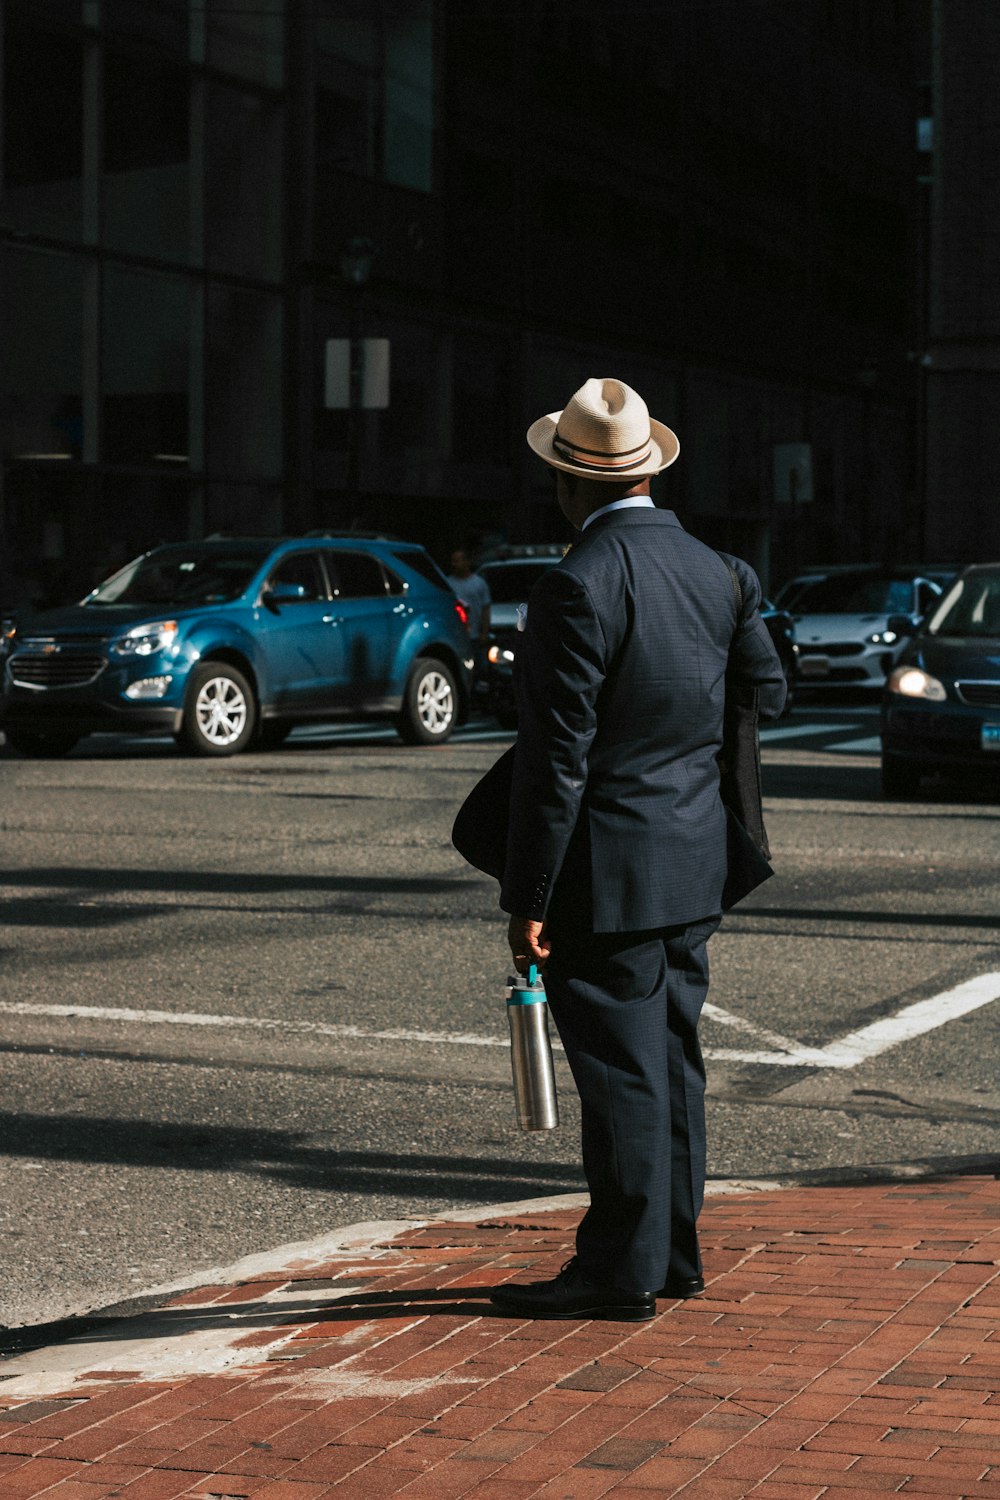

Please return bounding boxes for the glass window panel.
[315,0,432,190]
[205,84,282,279]
[1,20,83,240]
[101,0,188,53]
[1,247,83,461]
[328,551,385,599]
[207,0,283,85]
[103,50,190,258]
[102,266,191,465]
[384,2,432,192]
[267,552,326,602]
[316,3,378,183]
[206,285,282,480]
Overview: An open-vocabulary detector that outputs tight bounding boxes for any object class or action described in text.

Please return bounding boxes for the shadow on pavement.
[764,760,1000,805]
[731,904,1000,931]
[0,1285,505,1363]
[0,1114,584,1198]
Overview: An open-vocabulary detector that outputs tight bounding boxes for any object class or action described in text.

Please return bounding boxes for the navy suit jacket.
[499,508,786,932]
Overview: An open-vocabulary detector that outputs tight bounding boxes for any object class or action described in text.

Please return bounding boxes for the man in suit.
[490,378,786,1322]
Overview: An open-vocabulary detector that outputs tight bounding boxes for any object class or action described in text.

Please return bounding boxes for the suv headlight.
[886,665,946,701]
[111,620,178,657]
[0,622,15,657]
[868,629,899,645]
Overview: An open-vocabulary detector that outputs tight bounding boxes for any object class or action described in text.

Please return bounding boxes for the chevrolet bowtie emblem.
[42,643,60,654]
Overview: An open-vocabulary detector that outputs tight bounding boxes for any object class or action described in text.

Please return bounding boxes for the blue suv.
[0,536,473,756]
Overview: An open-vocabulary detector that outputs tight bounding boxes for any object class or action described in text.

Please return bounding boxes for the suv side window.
[916,580,940,615]
[266,552,327,602]
[327,551,387,599]
[382,564,407,597]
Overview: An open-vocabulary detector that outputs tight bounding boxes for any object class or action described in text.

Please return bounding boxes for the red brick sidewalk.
[1,1174,999,1499]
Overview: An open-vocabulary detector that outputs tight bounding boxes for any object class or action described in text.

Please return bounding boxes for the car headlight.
[111,620,178,657]
[868,630,899,645]
[0,622,15,657]
[886,665,947,701]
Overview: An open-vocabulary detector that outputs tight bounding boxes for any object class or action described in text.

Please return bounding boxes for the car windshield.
[927,570,1000,638]
[85,547,268,607]
[480,562,556,603]
[791,574,914,614]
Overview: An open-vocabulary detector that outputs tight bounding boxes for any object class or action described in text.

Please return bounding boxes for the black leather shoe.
[490,1258,655,1321]
[658,1273,705,1300]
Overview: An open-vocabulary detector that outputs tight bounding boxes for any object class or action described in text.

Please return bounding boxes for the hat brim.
[526,411,680,479]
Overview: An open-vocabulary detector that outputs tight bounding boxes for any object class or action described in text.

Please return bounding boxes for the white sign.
[773,443,813,505]
[325,338,391,410]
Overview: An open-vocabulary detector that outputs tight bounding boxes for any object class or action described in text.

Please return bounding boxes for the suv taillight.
[454,601,469,629]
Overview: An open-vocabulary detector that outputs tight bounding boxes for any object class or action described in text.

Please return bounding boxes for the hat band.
[552,428,653,471]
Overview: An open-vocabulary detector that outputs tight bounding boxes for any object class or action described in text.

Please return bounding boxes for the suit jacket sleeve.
[499,567,605,919]
[727,556,787,720]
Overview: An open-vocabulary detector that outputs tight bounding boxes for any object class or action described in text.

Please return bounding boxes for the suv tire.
[3,726,80,758]
[179,663,257,757]
[397,657,457,745]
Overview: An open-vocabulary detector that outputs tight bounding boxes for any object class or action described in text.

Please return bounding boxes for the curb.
[7,1151,996,1353]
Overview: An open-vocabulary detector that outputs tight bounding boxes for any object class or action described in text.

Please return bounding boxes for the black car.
[880,562,1000,796]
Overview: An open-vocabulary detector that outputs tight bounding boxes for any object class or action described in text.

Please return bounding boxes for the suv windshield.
[928,569,1000,638]
[480,562,556,603]
[86,546,268,607]
[792,574,914,614]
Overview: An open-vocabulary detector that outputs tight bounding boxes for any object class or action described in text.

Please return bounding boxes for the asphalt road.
[1,704,999,1331]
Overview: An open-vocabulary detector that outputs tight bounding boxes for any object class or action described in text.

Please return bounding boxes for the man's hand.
[508,914,551,975]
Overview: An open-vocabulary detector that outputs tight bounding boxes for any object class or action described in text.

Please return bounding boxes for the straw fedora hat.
[526,378,679,481]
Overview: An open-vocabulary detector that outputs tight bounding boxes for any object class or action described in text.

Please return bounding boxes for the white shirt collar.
[580,496,655,531]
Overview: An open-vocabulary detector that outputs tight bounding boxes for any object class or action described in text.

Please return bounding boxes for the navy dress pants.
[544,912,721,1295]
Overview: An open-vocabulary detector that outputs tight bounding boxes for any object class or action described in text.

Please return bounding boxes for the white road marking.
[817,972,1000,1068]
[702,1001,810,1057]
[0,1002,513,1050]
[2,974,998,1070]
[827,735,882,754]
[758,722,854,742]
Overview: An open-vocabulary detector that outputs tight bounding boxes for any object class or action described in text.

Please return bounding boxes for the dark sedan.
[880,562,1000,795]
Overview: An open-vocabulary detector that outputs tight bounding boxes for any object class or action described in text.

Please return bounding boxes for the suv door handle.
[322,615,344,626]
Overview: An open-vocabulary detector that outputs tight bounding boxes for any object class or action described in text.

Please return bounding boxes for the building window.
[1,16,83,241]
[206,0,283,86]
[102,266,192,465]
[316,0,433,194]
[205,82,282,280]
[103,48,190,260]
[101,0,188,55]
[206,285,282,480]
[1,247,83,462]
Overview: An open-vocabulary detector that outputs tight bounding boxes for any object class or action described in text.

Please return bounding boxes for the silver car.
[778,568,954,690]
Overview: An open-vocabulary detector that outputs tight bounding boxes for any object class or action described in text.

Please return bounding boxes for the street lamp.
[339,236,375,511]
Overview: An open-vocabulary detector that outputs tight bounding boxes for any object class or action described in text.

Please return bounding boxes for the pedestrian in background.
[489,377,786,1321]
[447,547,491,678]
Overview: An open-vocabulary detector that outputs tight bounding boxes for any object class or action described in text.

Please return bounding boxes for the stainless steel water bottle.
[505,964,559,1131]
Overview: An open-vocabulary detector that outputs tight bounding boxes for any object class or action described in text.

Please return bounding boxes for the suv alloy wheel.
[397,657,457,744]
[178,662,257,756]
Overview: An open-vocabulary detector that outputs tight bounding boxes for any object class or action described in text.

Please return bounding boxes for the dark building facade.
[924,0,1000,562]
[1,0,926,606]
